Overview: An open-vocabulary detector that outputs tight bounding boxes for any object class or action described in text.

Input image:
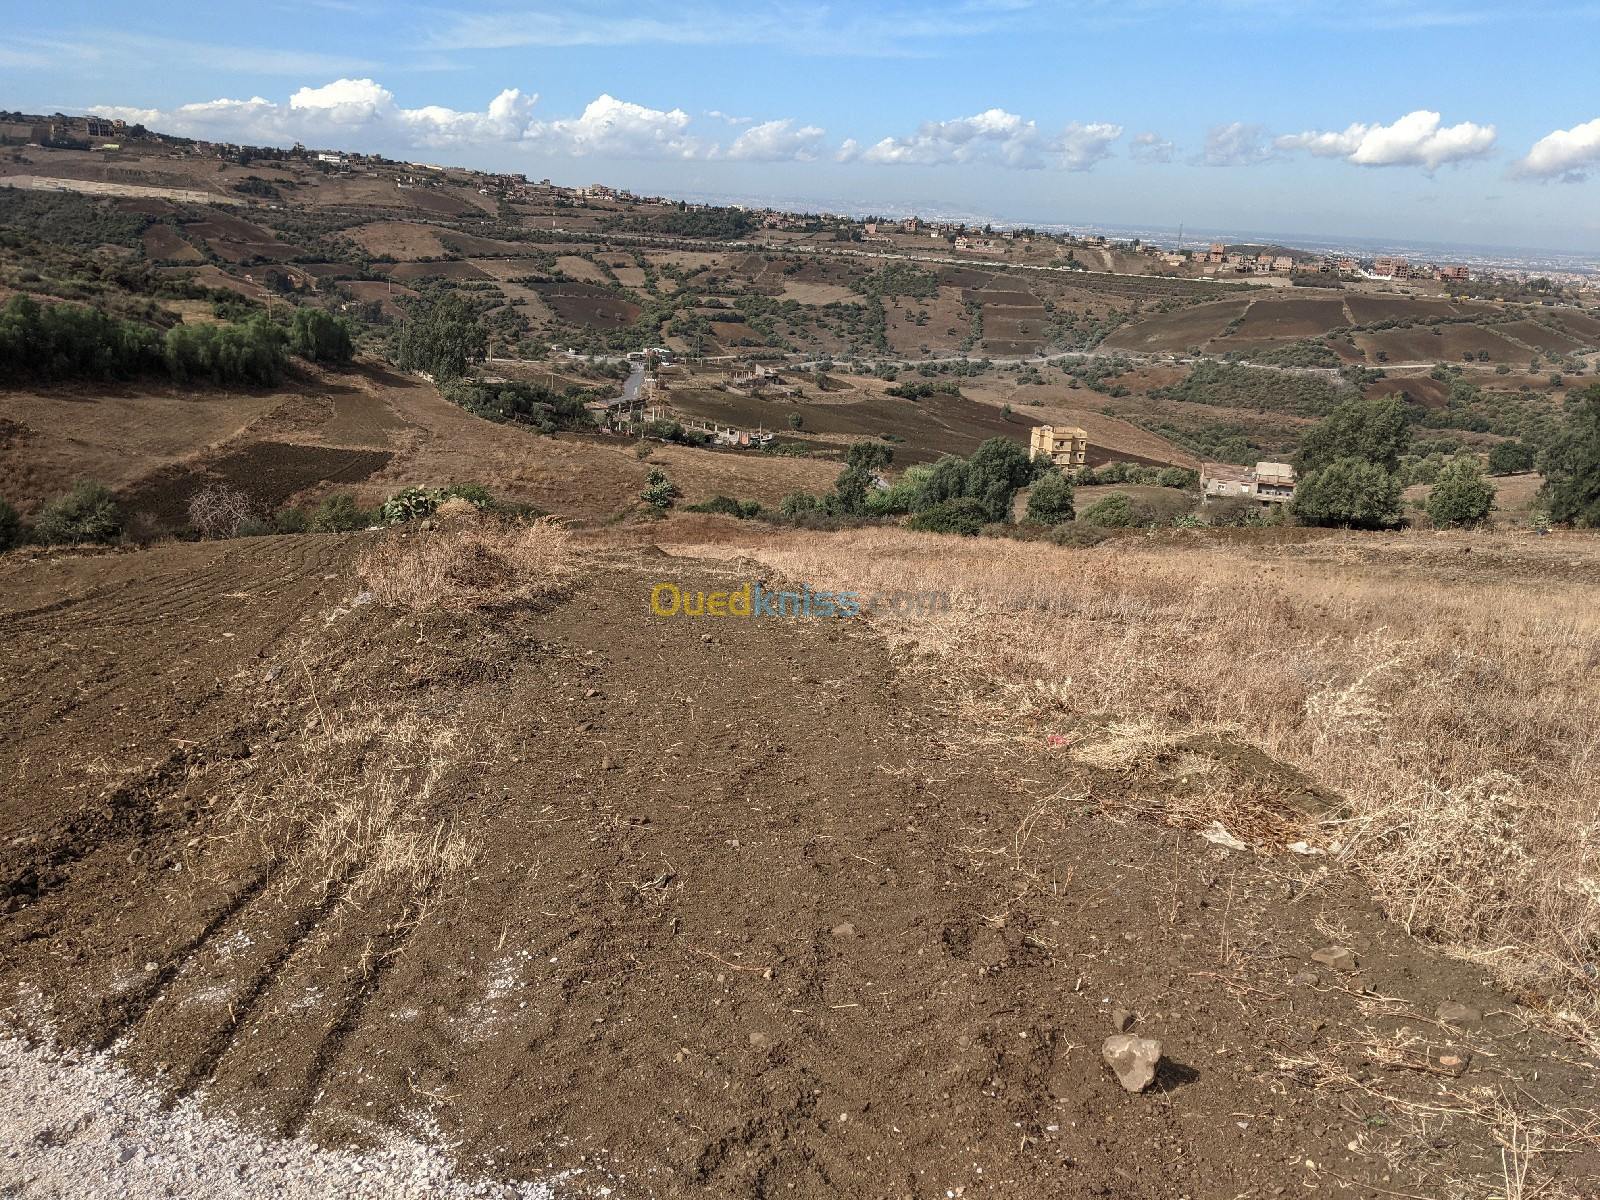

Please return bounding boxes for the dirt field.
[2,528,1596,1199]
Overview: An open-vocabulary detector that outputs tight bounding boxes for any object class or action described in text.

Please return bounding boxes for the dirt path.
[1,538,1595,1198]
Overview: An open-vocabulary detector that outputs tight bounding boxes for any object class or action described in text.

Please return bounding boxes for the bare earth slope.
[1,536,1595,1198]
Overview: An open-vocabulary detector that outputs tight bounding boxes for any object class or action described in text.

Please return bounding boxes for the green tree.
[787,412,803,430]
[390,293,486,382]
[163,313,287,386]
[964,437,1038,523]
[1024,469,1075,525]
[1486,441,1537,476]
[1079,491,1136,528]
[35,478,121,544]
[1289,457,1403,529]
[1537,384,1600,527]
[1426,458,1496,528]
[288,307,355,364]
[845,440,894,473]
[1293,395,1412,475]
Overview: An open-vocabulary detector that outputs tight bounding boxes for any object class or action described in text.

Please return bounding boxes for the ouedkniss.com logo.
[649,581,949,618]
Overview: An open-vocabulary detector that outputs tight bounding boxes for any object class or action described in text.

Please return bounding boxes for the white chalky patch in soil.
[0,1032,587,1199]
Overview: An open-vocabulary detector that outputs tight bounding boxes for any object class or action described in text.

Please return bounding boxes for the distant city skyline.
[5,0,1598,254]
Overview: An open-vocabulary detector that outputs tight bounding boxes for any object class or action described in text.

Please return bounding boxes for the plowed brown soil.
[1,536,1596,1198]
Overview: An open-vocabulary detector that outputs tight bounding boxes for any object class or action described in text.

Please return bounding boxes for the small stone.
[1291,970,1320,987]
[584,688,599,699]
[1101,1034,1163,1093]
[1110,1008,1135,1033]
[1310,946,1356,972]
[600,756,617,771]
[701,633,713,643]
[1431,1048,1473,1076]
[831,922,856,939]
[748,1031,770,1048]
[1436,1001,1483,1025]
[116,1146,138,1164]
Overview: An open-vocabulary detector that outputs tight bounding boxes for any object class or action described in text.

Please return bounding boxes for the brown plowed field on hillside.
[0,535,1595,1198]
[120,442,394,526]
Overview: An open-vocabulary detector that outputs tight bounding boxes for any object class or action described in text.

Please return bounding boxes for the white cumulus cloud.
[839,109,1120,170]
[725,119,827,162]
[1201,123,1274,167]
[1276,110,1496,170]
[1129,132,1175,164]
[92,80,723,159]
[526,94,708,159]
[1511,117,1600,182]
[93,79,539,149]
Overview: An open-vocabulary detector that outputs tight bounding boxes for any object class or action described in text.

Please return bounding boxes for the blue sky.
[5,1,1599,253]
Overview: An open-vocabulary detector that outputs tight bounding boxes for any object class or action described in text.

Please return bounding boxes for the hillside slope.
[1,530,1595,1198]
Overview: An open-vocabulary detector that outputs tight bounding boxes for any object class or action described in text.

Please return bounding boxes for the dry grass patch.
[690,527,1600,1041]
[358,515,575,613]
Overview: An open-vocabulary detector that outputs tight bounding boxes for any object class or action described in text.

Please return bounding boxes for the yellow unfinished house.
[1029,425,1089,468]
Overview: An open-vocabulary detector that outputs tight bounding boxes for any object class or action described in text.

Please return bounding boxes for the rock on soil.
[1310,946,1357,972]
[1101,1035,1163,1093]
[0,1033,572,1199]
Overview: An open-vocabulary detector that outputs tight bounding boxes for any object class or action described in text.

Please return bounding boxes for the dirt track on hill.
[1,535,1596,1198]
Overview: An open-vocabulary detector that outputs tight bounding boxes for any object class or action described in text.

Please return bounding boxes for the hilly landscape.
[2,118,1600,1200]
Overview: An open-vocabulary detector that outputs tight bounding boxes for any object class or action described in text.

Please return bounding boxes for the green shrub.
[447,483,494,507]
[1427,458,1496,529]
[641,468,680,510]
[274,507,310,534]
[907,497,987,536]
[687,495,762,519]
[35,478,121,544]
[235,516,277,537]
[0,498,20,550]
[1079,491,1136,528]
[310,493,371,533]
[1290,457,1404,529]
[1047,522,1113,548]
[1487,440,1538,476]
[779,491,819,519]
[1024,470,1075,525]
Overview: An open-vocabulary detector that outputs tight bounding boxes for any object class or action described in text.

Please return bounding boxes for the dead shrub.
[187,483,257,539]
[357,515,574,613]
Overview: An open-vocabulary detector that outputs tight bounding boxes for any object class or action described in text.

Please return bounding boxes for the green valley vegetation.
[1155,361,1343,417]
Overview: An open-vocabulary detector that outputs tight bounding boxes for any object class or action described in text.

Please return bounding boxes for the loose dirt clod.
[1436,1001,1484,1025]
[1311,946,1356,972]
[1102,1034,1164,1093]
